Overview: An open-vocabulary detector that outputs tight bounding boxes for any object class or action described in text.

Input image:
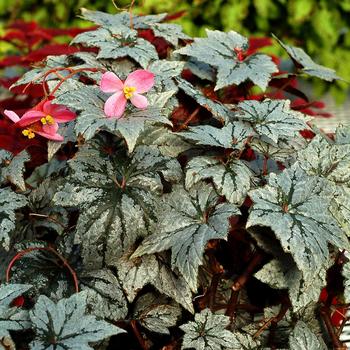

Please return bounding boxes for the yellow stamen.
[22,129,35,139]
[123,86,136,99]
[41,115,55,125]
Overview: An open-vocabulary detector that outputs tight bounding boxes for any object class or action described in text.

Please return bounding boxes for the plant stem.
[231,251,264,291]
[320,306,346,349]
[130,320,148,350]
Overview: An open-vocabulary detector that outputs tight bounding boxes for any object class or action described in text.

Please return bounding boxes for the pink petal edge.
[4,110,20,123]
[35,130,64,141]
[130,93,148,109]
[104,91,127,118]
[100,72,124,93]
[16,110,46,127]
[124,70,154,93]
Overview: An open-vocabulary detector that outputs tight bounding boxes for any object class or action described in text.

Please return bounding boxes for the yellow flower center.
[22,129,35,139]
[40,115,55,125]
[123,86,136,99]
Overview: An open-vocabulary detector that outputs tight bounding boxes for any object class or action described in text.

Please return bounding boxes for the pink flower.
[4,100,76,141]
[100,69,155,118]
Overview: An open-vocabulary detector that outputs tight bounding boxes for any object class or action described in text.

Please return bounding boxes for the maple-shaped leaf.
[0,188,27,250]
[186,156,254,206]
[80,9,189,46]
[297,135,350,236]
[133,183,239,291]
[289,321,327,350]
[0,150,30,191]
[177,78,237,124]
[152,23,190,46]
[29,292,125,349]
[80,268,128,322]
[55,85,173,152]
[54,139,181,270]
[117,250,194,312]
[71,26,158,68]
[247,163,348,283]
[297,135,350,187]
[0,283,32,337]
[176,30,278,90]
[180,309,240,350]
[180,121,254,151]
[237,99,311,144]
[274,35,342,82]
[133,293,181,334]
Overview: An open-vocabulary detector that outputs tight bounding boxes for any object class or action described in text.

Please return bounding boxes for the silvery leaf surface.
[133,183,240,291]
[54,140,181,270]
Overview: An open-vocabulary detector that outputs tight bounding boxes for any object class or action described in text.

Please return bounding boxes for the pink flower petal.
[124,70,154,93]
[42,122,59,135]
[100,72,124,93]
[42,102,76,123]
[4,110,20,123]
[130,93,148,109]
[16,110,46,127]
[104,91,127,118]
[36,130,64,141]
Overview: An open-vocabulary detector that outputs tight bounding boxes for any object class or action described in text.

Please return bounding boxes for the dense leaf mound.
[0,8,349,349]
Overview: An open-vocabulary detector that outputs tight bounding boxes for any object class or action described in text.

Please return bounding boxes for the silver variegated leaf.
[152,23,190,46]
[0,284,32,337]
[185,58,215,81]
[180,121,254,150]
[250,136,307,163]
[11,55,67,88]
[274,35,342,82]
[29,292,125,349]
[237,99,311,144]
[186,156,254,205]
[177,78,237,124]
[54,141,181,269]
[343,262,350,304]
[297,135,350,235]
[180,309,240,350]
[80,8,166,30]
[0,188,27,250]
[55,85,172,152]
[80,268,128,322]
[289,321,327,350]
[140,126,192,157]
[247,163,347,283]
[0,150,30,191]
[255,254,331,311]
[297,135,350,187]
[176,30,278,90]
[133,293,181,334]
[117,250,194,312]
[72,26,158,68]
[149,60,185,93]
[133,183,240,291]
[335,124,350,145]
[25,179,68,235]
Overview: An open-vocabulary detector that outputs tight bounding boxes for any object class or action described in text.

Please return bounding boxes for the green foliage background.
[1,0,350,101]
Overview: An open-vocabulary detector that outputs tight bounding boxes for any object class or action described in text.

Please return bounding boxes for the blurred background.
[1,0,350,129]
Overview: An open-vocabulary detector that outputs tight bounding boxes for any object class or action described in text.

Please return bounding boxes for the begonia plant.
[0,8,350,350]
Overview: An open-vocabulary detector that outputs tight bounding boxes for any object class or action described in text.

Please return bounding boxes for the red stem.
[6,246,79,293]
